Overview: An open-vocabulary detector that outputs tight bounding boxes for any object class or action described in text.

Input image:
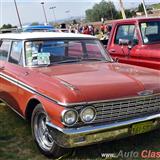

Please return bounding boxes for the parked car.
[107,17,160,70]
[0,25,54,34]
[22,24,55,32]
[0,32,160,158]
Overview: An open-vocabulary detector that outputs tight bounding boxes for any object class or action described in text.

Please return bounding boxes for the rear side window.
[115,25,136,44]
[140,21,160,44]
[0,40,11,61]
[9,41,23,65]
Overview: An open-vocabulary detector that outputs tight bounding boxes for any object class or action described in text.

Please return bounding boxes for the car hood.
[34,62,160,103]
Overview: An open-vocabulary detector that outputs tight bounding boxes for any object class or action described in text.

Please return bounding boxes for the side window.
[0,40,11,61]
[140,22,160,44]
[115,25,136,44]
[9,41,23,65]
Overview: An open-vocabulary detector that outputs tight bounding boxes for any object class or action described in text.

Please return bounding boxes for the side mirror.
[132,39,139,46]
[119,38,138,50]
[128,39,139,50]
[119,39,131,46]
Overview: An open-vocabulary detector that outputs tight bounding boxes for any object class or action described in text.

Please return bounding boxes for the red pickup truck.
[107,18,160,70]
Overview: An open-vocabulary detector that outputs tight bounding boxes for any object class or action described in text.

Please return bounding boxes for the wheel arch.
[25,98,41,122]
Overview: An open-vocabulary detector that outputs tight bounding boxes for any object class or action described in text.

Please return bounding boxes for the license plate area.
[131,121,154,135]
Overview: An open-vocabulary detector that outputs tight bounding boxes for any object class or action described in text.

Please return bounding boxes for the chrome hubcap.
[34,112,54,151]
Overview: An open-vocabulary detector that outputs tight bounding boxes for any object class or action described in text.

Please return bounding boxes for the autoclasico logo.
[101,150,160,159]
[141,150,160,159]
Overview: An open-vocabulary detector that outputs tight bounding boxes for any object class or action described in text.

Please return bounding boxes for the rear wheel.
[31,104,70,158]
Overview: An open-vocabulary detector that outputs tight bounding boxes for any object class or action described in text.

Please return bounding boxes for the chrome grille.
[75,94,160,126]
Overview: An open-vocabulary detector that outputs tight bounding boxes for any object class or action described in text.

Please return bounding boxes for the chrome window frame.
[8,40,24,66]
[0,39,12,62]
[23,38,113,68]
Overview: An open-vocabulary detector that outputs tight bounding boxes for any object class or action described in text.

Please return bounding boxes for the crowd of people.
[59,23,112,40]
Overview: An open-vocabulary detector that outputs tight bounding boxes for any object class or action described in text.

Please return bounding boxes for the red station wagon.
[0,32,160,158]
[107,18,160,70]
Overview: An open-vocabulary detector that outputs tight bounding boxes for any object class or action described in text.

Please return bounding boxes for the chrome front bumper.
[46,113,160,148]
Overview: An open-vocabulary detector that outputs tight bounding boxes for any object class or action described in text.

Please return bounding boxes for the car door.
[0,39,12,102]
[1,40,24,114]
[109,24,140,64]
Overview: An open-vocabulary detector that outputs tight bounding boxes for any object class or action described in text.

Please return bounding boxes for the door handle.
[109,49,116,53]
[0,66,5,70]
[23,71,29,76]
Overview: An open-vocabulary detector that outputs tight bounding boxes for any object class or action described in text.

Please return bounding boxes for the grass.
[0,102,160,160]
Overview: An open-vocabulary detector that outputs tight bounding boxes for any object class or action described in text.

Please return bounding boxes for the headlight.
[62,109,78,126]
[80,107,96,123]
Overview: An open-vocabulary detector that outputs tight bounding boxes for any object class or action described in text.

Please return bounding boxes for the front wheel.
[31,104,70,158]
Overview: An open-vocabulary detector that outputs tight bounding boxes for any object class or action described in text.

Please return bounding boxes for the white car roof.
[0,32,96,40]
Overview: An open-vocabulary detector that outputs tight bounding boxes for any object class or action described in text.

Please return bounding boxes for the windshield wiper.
[52,59,81,65]
[43,58,112,67]
[82,58,104,61]
[81,58,112,63]
[56,59,81,64]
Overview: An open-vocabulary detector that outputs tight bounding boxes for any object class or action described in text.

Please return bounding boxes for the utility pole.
[119,0,126,19]
[41,2,48,24]
[14,0,22,29]
[49,6,56,24]
[109,1,113,20]
[142,0,148,17]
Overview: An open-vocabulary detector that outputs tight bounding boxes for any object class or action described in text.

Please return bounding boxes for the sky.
[0,0,159,27]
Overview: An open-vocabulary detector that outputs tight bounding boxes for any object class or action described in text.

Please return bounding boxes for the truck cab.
[107,18,160,70]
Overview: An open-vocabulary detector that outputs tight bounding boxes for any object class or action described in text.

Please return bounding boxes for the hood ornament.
[60,81,78,91]
[137,90,154,96]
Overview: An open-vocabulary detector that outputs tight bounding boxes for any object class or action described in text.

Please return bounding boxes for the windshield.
[140,21,160,44]
[25,39,112,67]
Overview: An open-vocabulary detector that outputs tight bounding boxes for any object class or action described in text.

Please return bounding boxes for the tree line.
[0,24,17,30]
[85,0,145,22]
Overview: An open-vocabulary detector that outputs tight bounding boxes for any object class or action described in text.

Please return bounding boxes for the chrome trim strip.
[46,113,160,135]
[0,72,160,107]
[0,72,35,94]
[22,40,26,67]
[0,98,25,119]
[0,72,59,104]
[58,93,160,107]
